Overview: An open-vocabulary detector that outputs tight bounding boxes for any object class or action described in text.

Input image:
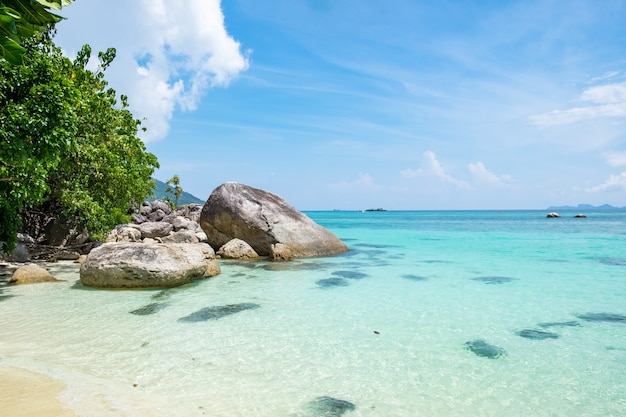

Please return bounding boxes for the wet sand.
[0,365,78,417]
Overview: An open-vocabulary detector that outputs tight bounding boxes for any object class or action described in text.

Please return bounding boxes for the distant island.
[151,178,205,205]
[546,204,625,211]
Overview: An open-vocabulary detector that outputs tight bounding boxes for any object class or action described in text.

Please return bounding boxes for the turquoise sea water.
[1,210,625,416]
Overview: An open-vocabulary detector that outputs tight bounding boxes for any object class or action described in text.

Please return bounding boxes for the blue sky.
[54,0,626,210]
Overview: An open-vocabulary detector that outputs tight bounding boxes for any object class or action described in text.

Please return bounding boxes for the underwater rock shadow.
[516,329,559,340]
[538,321,580,328]
[331,270,369,280]
[576,312,626,324]
[401,274,427,281]
[464,339,507,359]
[298,396,356,417]
[178,303,260,323]
[471,276,516,284]
[130,302,168,316]
[597,257,626,267]
[316,277,349,288]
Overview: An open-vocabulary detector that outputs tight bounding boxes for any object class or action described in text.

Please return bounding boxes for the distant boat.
[364,208,386,212]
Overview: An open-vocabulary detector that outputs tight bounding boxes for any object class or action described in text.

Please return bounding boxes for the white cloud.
[58,1,250,142]
[401,151,471,190]
[467,161,511,185]
[587,172,626,192]
[530,81,626,127]
[329,173,378,189]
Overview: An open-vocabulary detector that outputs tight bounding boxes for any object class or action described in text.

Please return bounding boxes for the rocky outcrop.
[79,242,220,288]
[546,212,560,218]
[199,182,348,258]
[217,238,260,260]
[10,264,60,284]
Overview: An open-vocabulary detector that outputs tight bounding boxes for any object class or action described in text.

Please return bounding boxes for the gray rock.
[151,200,172,215]
[269,243,293,261]
[199,182,348,258]
[147,209,166,222]
[217,238,260,260]
[79,242,220,288]
[175,204,203,222]
[161,230,200,244]
[140,222,173,239]
[171,216,192,231]
[107,225,142,242]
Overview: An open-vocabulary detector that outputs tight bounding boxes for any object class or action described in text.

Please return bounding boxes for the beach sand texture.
[0,366,78,417]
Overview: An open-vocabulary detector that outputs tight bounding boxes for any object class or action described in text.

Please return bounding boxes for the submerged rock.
[402,274,427,281]
[464,339,507,359]
[301,396,356,417]
[538,321,580,328]
[331,270,369,279]
[316,278,349,288]
[130,302,168,315]
[576,313,626,324]
[177,302,260,322]
[516,329,559,340]
[199,182,348,258]
[471,276,515,284]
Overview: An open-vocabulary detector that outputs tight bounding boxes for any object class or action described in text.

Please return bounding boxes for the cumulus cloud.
[530,81,626,127]
[467,162,511,185]
[587,172,626,192]
[129,0,250,141]
[401,151,471,190]
[58,0,250,142]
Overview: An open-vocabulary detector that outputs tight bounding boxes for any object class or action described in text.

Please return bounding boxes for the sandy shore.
[0,365,78,417]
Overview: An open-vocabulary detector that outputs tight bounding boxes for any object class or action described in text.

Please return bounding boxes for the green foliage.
[164,174,183,208]
[1,35,159,252]
[0,0,74,65]
[0,34,78,251]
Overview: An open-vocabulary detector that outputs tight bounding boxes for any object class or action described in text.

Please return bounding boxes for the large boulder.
[199,182,348,258]
[79,242,220,288]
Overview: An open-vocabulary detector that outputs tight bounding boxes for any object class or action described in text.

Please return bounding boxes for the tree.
[165,175,183,208]
[0,0,75,65]
[1,35,159,252]
[0,32,78,251]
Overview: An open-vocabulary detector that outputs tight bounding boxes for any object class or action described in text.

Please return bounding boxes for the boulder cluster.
[107,200,207,244]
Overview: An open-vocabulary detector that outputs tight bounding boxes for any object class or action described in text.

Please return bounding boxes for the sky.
[53,0,626,210]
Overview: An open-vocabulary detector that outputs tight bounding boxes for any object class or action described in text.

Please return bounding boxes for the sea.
[1,210,625,417]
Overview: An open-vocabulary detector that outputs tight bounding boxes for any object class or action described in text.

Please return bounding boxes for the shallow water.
[1,210,625,416]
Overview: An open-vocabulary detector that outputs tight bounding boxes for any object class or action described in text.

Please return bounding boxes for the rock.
[538,321,580,328]
[139,222,173,239]
[54,250,81,261]
[177,303,260,322]
[301,396,356,417]
[9,264,59,284]
[147,209,166,222]
[516,329,559,340]
[130,302,168,315]
[316,277,349,288]
[332,270,368,279]
[131,214,148,224]
[151,200,172,215]
[575,312,626,324]
[464,339,507,359]
[269,243,293,261]
[546,212,560,218]
[574,213,587,218]
[107,225,142,243]
[79,242,220,288]
[161,230,199,244]
[195,231,208,242]
[199,182,348,258]
[171,216,192,231]
[471,276,515,284]
[217,238,260,260]
[4,233,34,262]
[174,204,203,222]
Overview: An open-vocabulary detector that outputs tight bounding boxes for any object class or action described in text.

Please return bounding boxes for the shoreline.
[0,364,79,417]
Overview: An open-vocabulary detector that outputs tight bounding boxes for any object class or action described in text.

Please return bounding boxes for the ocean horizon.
[1,209,625,416]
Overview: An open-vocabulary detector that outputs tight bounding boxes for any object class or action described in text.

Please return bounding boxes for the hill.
[546,203,625,211]
[151,178,205,205]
